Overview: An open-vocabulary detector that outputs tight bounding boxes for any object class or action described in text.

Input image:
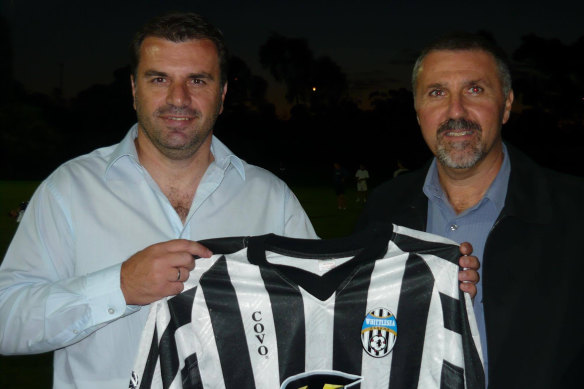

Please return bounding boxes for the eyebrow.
[425,83,444,90]
[143,70,167,78]
[143,70,215,81]
[189,72,215,81]
[424,79,488,90]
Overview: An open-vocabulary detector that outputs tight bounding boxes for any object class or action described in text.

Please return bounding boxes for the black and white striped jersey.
[130,224,484,389]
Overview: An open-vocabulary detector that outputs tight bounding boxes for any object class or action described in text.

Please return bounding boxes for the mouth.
[443,129,474,137]
[159,115,196,125]
[437,118,481,139]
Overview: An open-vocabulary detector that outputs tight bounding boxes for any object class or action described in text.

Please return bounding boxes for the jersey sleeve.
[130,256,219,389]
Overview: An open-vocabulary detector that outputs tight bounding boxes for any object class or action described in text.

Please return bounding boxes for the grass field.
[0,180,366,387]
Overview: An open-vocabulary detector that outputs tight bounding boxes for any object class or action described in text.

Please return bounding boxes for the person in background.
[355,163,369,203]
[333,162,347,210]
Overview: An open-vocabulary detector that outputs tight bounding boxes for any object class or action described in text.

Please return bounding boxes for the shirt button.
[450,224,458,231]
[73,329,79,334]
[108,308,115,315]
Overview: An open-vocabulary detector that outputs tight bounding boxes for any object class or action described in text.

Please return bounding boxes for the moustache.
[437,118,481,135]
[156,105,201,118]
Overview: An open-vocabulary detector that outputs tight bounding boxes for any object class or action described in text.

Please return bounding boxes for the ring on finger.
[176,268,181,282]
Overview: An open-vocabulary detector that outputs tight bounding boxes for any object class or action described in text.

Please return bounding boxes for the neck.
[135,132,214,223]
[437,143,504,214]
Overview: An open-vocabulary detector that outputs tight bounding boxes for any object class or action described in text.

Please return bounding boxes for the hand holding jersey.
[121,240,212,305]
[458,242,479,296]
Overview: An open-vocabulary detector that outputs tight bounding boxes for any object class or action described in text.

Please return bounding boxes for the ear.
[502,89,514,124]
[218,82,228,115]
[130,75,137,110]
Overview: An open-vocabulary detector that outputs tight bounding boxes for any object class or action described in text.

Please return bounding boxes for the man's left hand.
[458,242,480,299]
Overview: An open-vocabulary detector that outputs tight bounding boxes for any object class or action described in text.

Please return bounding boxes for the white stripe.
[301,287,335,371]
[192,287,226,389]
[443,328,465,368]
[417,290,446,388]
[424,254,460,299]
[227,258,281,389]
[393,224,458,245]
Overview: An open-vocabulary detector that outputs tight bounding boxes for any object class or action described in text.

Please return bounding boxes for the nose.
[447,92,468,118]
[166,82,191,107]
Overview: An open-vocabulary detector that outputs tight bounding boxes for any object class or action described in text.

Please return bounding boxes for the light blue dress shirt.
[423,144,510,386]
[0,124,317,388]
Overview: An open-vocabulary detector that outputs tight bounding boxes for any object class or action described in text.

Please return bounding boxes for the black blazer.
[356,144,584,389]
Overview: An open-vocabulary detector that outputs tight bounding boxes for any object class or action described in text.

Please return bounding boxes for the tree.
[224,56,270,112]
[259,33,315,105]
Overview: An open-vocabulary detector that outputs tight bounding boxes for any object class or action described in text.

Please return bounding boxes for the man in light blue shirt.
[0,13,316,388]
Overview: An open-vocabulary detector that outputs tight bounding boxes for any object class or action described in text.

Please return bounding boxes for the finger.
[169,267,182,283]
[165,239,213,258]
[458,269,480,284]
[459,282,477,299]
[169,281,185,296]
[459,255,480,270]
[176,267,192,283]
[459,242,473,256]
[162,251,196,270]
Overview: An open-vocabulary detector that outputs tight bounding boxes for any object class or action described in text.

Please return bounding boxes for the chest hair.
[166,187,196,223]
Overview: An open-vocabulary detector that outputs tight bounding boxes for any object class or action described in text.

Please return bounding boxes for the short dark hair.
[130,12,228,86]
[412,32,512,97]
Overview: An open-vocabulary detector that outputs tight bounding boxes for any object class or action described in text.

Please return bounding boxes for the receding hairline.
[412,47,510,98]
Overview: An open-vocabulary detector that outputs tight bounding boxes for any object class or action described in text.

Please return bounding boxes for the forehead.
[417,49,500,86]
[137,36,219,72]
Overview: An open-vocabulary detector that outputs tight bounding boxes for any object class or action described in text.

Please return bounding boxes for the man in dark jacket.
[356,32,584,389]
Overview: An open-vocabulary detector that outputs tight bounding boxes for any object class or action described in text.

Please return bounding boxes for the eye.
[189,78,206,86]
[468,85,483,94]
[429,89,445,97]
[151,77,166,84]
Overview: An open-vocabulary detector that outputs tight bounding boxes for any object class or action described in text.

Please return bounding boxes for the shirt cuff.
[85,263,140,324]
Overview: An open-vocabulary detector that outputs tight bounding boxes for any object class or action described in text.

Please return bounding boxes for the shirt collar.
[209,135,246,180]
[423,143,511,214]
[104,123,246,181]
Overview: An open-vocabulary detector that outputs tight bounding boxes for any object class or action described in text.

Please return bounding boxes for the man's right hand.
[120,239,213,305]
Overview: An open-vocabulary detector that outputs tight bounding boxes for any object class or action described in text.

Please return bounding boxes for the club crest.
[361,307,397,358]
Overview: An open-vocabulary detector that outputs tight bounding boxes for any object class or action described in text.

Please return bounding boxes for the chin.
[437,150,483,169]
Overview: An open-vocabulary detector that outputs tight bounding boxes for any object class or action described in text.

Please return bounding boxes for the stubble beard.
[135,99,223,161]
[435,118,485,169]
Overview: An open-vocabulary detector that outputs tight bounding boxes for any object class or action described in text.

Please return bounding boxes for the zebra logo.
[361,307,397,358]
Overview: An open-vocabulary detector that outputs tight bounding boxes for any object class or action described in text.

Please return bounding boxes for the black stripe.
[200,256,256,389]
[258,264,306,384]
[138,326,159,389]
[439,292,462,334]
[157,286,198,389]
[181,353,203,389]
[440,360,464,389]
[458,289,486,389]
[392,232,459,266]
[332,261,377,374]
[389,253,434,389]
[167,286,198,328]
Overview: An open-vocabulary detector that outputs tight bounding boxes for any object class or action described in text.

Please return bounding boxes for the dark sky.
[3,0,584,115]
